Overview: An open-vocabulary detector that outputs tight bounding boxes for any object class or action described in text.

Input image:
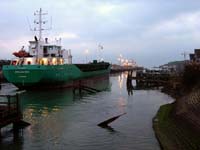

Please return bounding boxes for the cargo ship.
[2,8,110,89]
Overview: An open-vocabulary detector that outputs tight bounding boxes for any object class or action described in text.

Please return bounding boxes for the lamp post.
[85,49,89,63]
[118,54,123,65]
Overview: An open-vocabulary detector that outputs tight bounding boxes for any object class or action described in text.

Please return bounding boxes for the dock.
[127,69,170,87]
[110,65,143,73]
[0,91,29,135]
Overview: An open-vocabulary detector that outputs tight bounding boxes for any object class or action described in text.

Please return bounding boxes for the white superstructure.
[11,8,72,66]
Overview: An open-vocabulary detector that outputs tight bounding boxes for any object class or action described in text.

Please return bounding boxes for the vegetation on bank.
[153,103,200,150]
[183,62,200,87]
[154,62,200,150]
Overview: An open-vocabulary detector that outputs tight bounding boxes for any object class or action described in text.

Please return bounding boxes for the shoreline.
[153,86,200,150]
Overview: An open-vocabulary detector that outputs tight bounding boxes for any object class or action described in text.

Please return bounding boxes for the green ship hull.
[3,63,110,89]
[3,9,111,90]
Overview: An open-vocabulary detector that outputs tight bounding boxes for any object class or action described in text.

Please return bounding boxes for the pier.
[110,64,143,73]
[0,92,29,136]
[127,69,170,87]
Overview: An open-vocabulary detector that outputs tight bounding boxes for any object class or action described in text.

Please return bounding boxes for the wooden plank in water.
[98,113,126,127]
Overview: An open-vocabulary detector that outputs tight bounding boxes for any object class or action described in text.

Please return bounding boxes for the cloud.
[149,11,200,34]
[1,0,200,67]
[96,3,120,16]
[0,35,31,59]
[56,32,79,39]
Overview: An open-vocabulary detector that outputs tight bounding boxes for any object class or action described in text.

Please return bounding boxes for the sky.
[1,0,200,67]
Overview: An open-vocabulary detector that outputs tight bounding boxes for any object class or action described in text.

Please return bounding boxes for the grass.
[153,103,200,150]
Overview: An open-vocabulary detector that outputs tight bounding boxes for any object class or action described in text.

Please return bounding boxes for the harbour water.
[0,73,173,150]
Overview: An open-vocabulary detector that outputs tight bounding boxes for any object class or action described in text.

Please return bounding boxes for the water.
[0,73,173,150]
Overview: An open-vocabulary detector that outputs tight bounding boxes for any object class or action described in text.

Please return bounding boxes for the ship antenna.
[33,8,50,58]
[34,8,48,41]
[39,8,42,41]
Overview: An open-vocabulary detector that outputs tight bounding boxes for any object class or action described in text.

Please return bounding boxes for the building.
[189,49,200,62]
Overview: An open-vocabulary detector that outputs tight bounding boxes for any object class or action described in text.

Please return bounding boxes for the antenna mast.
[33,8,49,58]
[34,8,48,41]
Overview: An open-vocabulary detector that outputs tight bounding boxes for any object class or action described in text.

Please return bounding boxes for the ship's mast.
[39,8,42,40]
[34,8,48,58]
[34,8,47,41]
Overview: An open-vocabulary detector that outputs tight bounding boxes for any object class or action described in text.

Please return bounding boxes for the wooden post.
[79,80,82,97]
[0,77,1,90]
[0,128,1,140]
[7,95,10,113]
[73,88,76,95]
[16,93,20,114]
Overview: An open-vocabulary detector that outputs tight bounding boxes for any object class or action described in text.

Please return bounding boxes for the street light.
[85,49,89,63]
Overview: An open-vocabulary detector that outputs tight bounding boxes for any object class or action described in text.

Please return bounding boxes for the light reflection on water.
[0,73,173,150]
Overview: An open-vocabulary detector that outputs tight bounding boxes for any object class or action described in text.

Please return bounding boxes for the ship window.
[49,46,53,50]
[31,44,36,49]
[51,54,56,57]
[52,58,57,65]
[59,59,63,64]
[39,58,48,65]
[48,60,52,65]
[19,60,24,65]
[39,59,44,65]
[43,46,48,54]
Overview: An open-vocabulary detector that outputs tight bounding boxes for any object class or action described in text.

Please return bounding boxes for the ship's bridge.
[28,41,63,58]
[42,44,62,57]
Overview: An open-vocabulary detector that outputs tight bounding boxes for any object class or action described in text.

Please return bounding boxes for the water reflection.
[20,76,110,123]
[0,129,24,150]
[118,74,124,89]
[101,125,116,133]
[0,74,173,150]
[126,78,134,96]
[0,76,110,150]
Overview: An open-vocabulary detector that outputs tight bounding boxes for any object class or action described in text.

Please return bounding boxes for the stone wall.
[174,87,200,132]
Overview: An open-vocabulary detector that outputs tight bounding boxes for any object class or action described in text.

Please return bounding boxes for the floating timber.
[98,113,126,127]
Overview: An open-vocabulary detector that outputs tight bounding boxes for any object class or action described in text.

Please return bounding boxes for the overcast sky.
[1,0,200,67]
